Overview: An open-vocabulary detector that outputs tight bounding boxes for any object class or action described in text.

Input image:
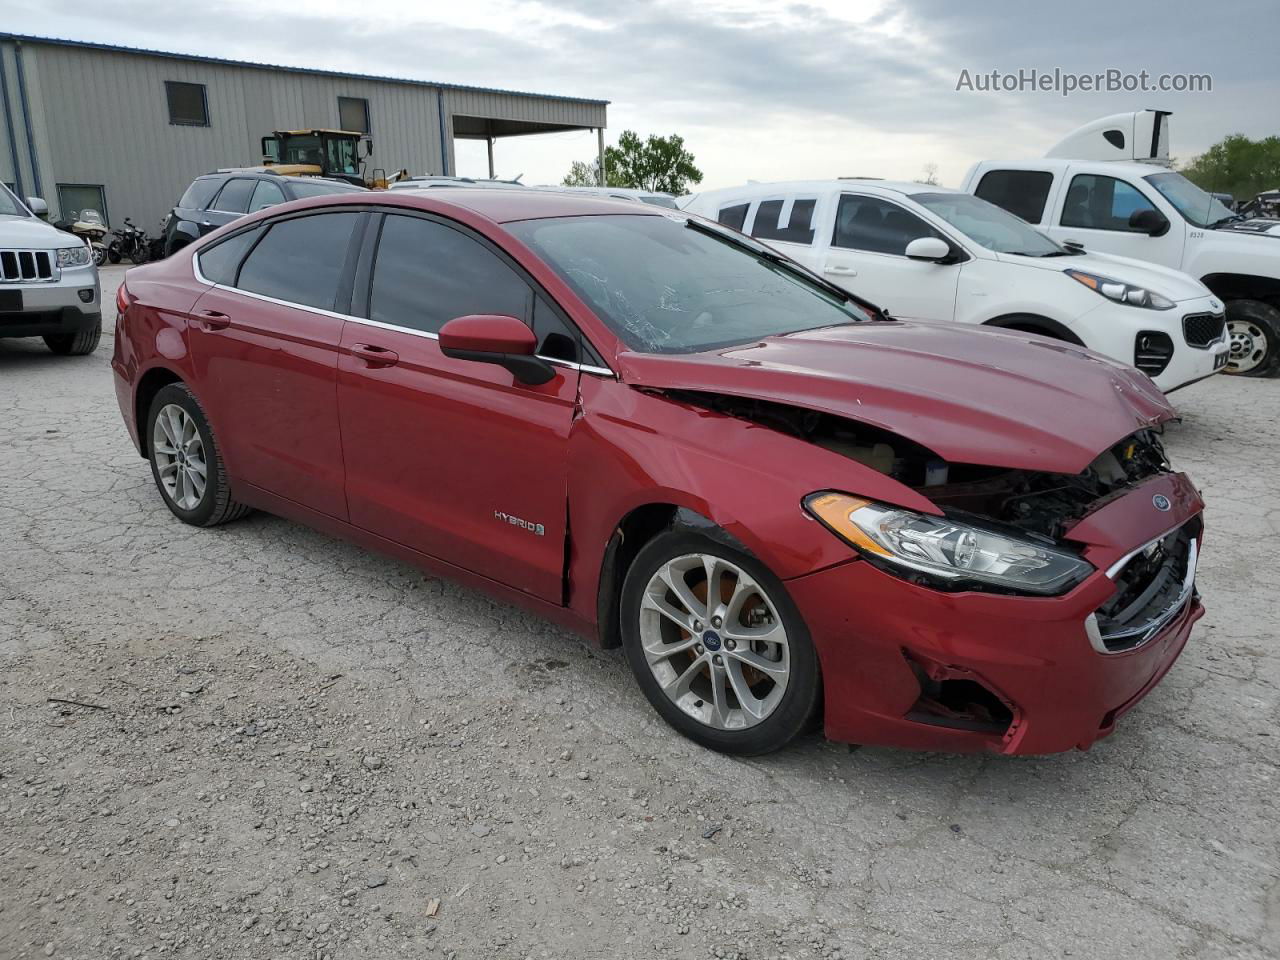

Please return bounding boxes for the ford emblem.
[1152,494,1171,512]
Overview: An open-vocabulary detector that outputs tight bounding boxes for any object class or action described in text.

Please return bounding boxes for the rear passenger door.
[822,194,962,321]
[188,210,364,519]
[335,212,582,603]
[745,196,823,272]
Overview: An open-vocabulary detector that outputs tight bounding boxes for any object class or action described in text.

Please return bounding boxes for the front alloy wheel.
[621,530,820,754]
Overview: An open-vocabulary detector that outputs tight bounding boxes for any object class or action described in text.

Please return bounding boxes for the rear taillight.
[115,281,129,315]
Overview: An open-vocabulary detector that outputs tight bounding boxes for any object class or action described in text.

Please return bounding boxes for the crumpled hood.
[999,248,1211,302]
[0,214,79,248]
[617,320,1176,474]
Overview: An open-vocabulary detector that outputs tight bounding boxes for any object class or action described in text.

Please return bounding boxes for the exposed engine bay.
[668,391,1171,542]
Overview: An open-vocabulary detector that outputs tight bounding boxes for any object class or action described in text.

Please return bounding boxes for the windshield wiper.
[1208,213,1247,228]
[682,217,873,311]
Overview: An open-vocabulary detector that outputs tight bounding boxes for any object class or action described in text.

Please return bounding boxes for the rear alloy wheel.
[621,530,820,754]
[146,383,251,527]
[1224,299,1280,377]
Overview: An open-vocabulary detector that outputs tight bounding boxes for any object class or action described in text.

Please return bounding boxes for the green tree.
[562,130,703,194]
[1182,134,1280,201]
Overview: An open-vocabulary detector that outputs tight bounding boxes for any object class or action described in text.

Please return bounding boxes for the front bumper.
[1074,296,1227,393]
[0,263,101,339]
[787,473,1204,756]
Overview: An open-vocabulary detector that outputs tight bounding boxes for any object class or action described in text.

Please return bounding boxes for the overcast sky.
[5,0,1273,189]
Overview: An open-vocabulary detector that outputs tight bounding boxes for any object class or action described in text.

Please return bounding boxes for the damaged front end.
[666,389,1172,546]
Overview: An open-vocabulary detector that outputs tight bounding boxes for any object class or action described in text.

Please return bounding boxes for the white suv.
[0,184,102,356]
[682,180,1228,393]
[963,110,1280,377]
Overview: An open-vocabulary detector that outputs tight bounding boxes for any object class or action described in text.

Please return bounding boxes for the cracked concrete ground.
[1,265,1277,960]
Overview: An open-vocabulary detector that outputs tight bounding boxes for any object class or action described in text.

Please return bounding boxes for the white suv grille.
[0,250,55,282]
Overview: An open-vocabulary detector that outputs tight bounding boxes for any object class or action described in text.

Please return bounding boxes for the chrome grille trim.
[0,249,55,283]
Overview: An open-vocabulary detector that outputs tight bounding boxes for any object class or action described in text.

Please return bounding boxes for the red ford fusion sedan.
[111,189,1203,756]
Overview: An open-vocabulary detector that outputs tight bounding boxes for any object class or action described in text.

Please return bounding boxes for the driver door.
[336,212,580,603]
[1047,170,1185,267]
[822,193,962,320]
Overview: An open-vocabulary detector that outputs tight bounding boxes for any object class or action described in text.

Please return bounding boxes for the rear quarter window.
[974,170,1055,224]
[177,177,222,211]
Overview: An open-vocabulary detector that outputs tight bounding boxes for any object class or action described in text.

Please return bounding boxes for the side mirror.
[1129,208,1169,236]
[26,197,48,218]
[904,236,952,262]
[360,136,373,159]
[439,314,555,385]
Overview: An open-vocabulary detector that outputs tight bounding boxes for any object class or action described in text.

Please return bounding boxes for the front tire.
[1224,299,1280,377]
[146,383,251,527]
[43,317,102,356]
[620,529,821,755]
[106,241,122,264]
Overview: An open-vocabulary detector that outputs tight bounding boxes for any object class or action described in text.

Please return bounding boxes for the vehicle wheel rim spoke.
[638,552,790,732]
[152,403,207,511]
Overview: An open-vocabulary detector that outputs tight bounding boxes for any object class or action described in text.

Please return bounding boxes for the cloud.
[6,0,1270,187]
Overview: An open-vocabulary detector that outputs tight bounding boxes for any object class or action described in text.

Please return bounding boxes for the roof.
[0,32,609,106]
[688,180,963,203]
[403,188,660,223]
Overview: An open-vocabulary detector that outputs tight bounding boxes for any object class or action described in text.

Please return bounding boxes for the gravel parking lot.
[2,265,1277,960]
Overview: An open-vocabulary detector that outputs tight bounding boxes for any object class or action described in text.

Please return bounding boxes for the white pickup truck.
[962,110,1280,377]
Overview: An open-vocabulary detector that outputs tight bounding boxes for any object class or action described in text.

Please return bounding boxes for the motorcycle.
[107,217,153,265]
[53,208,109,267]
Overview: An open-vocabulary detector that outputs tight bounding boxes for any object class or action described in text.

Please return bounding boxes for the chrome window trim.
[1104,520,1194,580]
[191,253,616,378]
[1086,538,1197,655]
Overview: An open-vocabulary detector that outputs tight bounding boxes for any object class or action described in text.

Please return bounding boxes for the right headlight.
[804,492,1093,595]
[1065,269,1175,310]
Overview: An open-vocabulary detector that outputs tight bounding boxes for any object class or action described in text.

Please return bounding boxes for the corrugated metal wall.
[0,38,605,227]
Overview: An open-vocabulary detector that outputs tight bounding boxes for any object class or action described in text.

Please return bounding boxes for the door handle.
[195,309,231,331]
[825,265,857,276]
[350,342,400,368]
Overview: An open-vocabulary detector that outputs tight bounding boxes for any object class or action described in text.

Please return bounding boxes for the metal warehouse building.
[0,33,608,227]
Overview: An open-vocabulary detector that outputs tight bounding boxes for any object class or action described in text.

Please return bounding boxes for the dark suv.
[162,170,366,256]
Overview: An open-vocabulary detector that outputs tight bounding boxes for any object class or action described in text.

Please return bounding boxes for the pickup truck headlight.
[56,245,91,268]
[805,493,1093,595]
[1065,269,1175,310]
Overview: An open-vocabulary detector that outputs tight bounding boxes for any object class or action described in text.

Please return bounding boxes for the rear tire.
[620,529,821,755]
[1224,299,1280,377]
[43,318,102,356]
[146,383,251,527]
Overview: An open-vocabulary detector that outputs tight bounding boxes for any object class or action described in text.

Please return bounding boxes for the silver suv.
[0,184,102,356]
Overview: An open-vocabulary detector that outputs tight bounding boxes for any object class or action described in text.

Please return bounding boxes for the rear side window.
[832,195,943,255]
[369,214,531,335]
[717,203,749,231]
[211,178,256,214]
[287,179,366,199]
[237,212,361,310]
[751,198,817,245]
[196,227,262,285]
[248,180,286,213]
[1060,174,1158,232]
[974,170,1054,224]
[177,177,222,211]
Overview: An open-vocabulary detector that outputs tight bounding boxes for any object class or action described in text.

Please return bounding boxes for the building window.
[165,81,209,126]
[338,96,370,134]
[56,184,109,225]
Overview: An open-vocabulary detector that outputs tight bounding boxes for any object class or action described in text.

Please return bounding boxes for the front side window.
[1144,171,1234,228]
[211,179,256,214]
[833,195,945,255]
[165,81,209,126]
[237,212,361,310]
[178,177,222,211]
[751,198,817,245]
[506,214,873,355]
[1060,175,1158,232]
[0,183,27,217]
[369,214,531,335]
[248,180,286,213]
[913,192,1061,256]
[287,179,367,200]
[974,169,1055,224]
